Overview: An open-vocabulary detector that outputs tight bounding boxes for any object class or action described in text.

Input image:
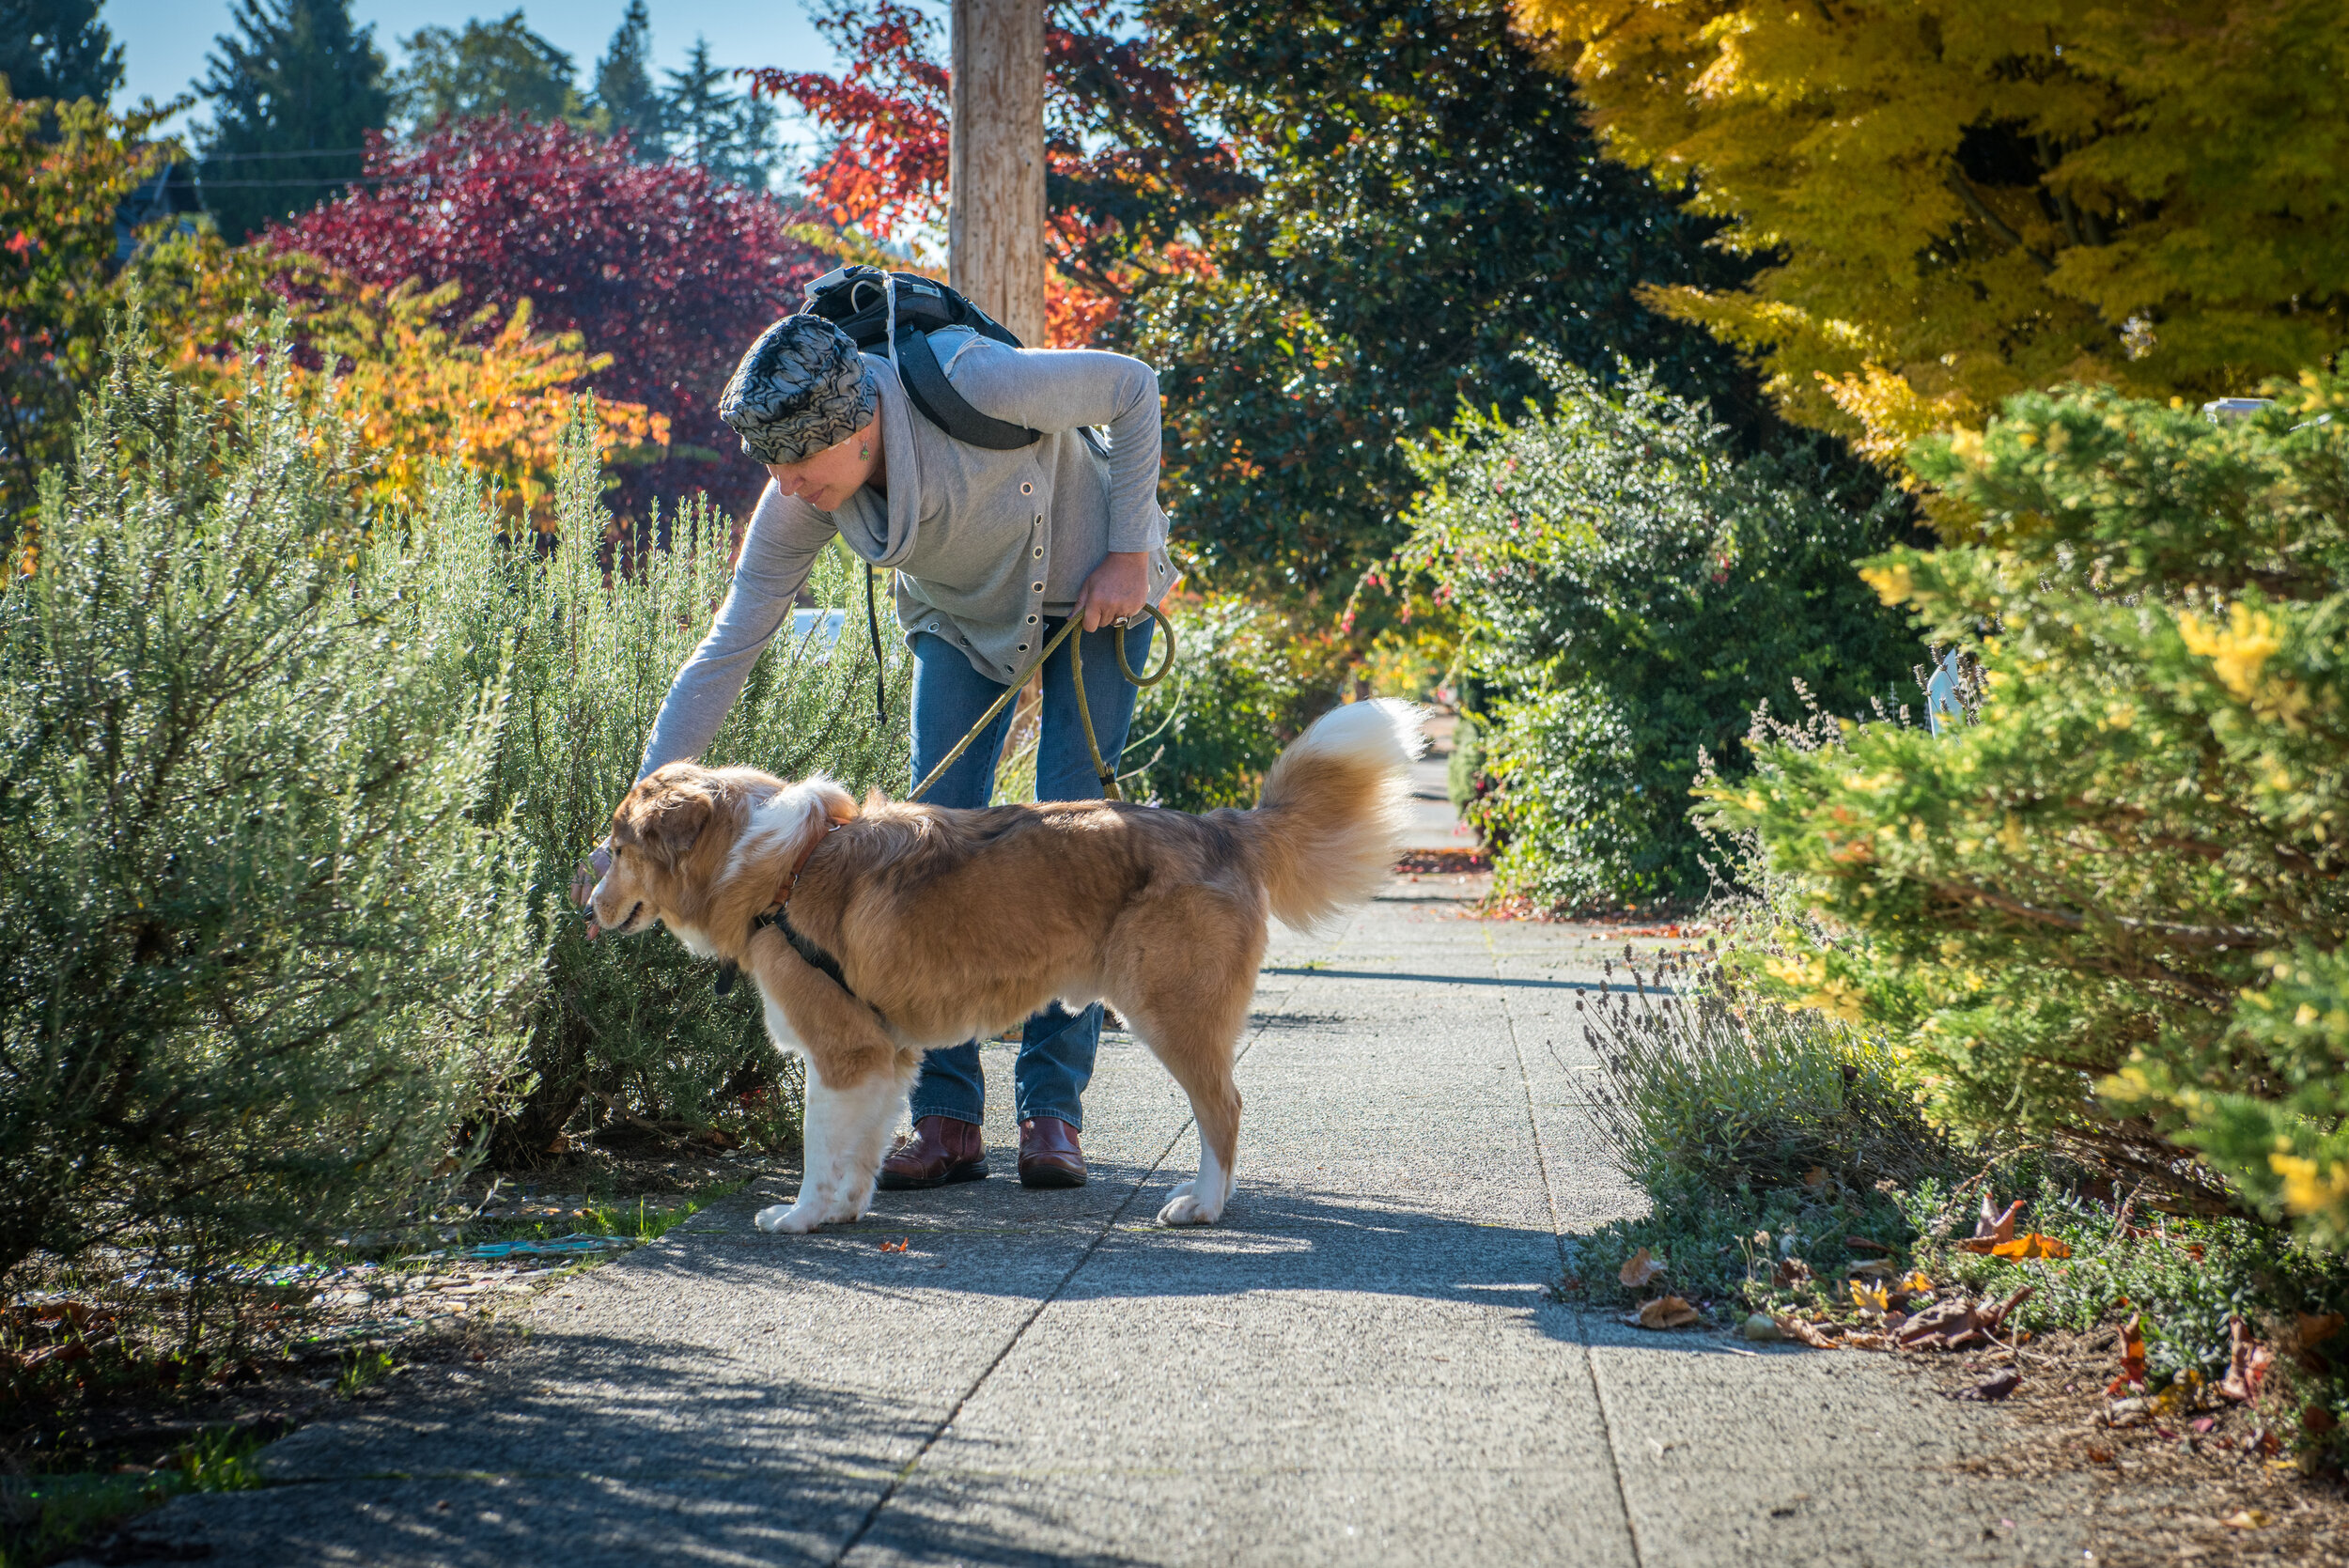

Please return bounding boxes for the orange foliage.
[153,241,666,531]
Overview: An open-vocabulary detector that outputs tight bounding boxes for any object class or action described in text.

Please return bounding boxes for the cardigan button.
[1026,613,1039,625]
[1018,643,1029,652]
[1032,582,1043,593]
[1033,546,1043,558]
[1020,481,1034,495]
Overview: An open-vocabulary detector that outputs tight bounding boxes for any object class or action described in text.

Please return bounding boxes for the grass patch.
[0,1425,265,1567]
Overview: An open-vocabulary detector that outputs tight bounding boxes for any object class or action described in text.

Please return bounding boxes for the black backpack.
[801,266,1040,450]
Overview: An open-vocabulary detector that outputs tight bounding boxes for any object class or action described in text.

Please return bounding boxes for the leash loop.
[903,601,1177,805]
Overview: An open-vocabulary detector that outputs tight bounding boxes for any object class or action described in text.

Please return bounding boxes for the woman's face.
[765,418,880,512]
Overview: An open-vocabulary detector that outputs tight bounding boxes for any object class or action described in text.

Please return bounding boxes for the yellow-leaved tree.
[143,238,666,530]
[1509,0,2349,461]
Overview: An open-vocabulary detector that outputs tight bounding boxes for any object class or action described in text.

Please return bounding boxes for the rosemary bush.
[423,414,910,1159]
[0,318,540,1285]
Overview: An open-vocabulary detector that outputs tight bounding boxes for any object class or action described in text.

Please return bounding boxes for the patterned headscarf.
[718,315,880,465]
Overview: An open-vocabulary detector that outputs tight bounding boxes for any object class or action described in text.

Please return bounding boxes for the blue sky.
[106,0,863,166]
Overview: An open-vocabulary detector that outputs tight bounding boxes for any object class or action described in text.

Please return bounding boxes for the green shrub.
[1702,375,2349,1246]
[1583,946,1951,1202]
[0,318,540,1286]
[422,416,910,1160]
[1393,353,1916,907]
[1122,596,1342,812]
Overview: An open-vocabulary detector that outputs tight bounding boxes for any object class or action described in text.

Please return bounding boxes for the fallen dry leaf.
[1974,1193,2024,1245]
[1950,1368,2023,1402]
[2085,1445,2113,1464]
[1986,1232,2071,1260]
[2222,1510,2270,1529]
[1845,1258,1899,1279]
[2219,1314,2273,1404]
[2107,1312,2147,1394]
[1840,1331,1896,1351]
[1629,1296,1702,1330]
[1802,1166,1828,1189]
[1619,1248,1665,1288]
[1773,1315,1838,1349]
[1772,1257,1812,1288]
[1898,1270,1934,1295]
[1849,1279,1890,1313]
[879,1237,909,1253]
[1844,1236,1891,1253]
[2295,1311,2344,1351]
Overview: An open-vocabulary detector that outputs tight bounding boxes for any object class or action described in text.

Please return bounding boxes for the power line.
[192,147,373,162]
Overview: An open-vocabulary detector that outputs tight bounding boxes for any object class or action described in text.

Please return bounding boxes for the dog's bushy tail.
[1245,699,1427,932]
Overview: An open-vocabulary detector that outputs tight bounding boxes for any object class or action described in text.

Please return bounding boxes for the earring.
[860,443,870,459]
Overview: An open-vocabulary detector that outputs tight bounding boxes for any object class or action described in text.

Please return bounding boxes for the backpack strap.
[892,325,1040,450]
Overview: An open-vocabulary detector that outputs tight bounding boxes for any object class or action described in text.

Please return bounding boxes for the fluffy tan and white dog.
[584,699,1424,1234]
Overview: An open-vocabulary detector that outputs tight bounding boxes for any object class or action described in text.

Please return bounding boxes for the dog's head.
[587,764,736,939]
[585,764,856,941]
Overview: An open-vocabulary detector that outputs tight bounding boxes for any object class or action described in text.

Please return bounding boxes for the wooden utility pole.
[948,0,1047,348]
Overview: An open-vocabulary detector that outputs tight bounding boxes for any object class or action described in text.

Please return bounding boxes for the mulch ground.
[1915,1329,2349,1565]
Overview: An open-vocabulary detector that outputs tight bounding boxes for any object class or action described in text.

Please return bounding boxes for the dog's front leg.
[746,929,907,1234]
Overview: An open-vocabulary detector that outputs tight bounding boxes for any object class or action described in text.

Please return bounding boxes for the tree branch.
[1944,171,2055,273]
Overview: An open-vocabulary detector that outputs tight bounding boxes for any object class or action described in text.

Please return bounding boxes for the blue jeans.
[904,615,1156,1132]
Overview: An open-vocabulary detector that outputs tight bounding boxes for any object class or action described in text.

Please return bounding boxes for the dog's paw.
[754,1202,823,1234]
[1156,1185,1221,1227]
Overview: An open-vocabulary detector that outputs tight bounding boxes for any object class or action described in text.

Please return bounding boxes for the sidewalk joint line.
[827,924,1339,1565]
[1488,924,1647,1568]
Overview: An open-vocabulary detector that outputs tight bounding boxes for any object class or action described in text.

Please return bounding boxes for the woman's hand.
[1076,551,1150,632]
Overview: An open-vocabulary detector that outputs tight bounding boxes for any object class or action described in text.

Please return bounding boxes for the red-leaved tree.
[749,0,1248,346]
[272,116,827,520]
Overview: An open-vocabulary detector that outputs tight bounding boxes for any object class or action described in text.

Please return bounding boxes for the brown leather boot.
[1017,1117,1087,1189]
[876,1116,988,1190]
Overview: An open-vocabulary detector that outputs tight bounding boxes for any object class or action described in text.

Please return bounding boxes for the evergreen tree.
[591,0,666,160]
[663,37,778,191]
[391,10,582,134]
[0,0,124,104]
[194,0,390,242]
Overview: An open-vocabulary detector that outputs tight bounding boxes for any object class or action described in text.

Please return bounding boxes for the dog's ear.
[646,789,715,863]
[614,771,717,865]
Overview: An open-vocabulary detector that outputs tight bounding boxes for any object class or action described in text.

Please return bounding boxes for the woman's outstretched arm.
[637,481,838,778]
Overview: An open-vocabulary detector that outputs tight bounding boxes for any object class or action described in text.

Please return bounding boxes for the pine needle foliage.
[0,312,540,1285]
[1702,375,2349,1244]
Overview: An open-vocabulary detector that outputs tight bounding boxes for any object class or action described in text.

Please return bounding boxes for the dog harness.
[715,825,872,1017]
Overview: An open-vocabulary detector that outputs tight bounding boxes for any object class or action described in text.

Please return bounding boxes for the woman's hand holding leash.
[1076,551,1150,632]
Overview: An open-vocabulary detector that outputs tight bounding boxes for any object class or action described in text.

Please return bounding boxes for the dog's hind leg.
[1114,889,1261,1228]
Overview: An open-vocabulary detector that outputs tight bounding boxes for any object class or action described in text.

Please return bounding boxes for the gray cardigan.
[638,329,1174,777]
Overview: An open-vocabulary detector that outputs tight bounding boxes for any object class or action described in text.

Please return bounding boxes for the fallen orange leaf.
[1985,1233,2071,1260]
[1619,1247,1665,1288]
[1802,1167,1828,1188]
[2297,1311,2344,1349]
[1630,1296,1701,1330]
[2105,1312,2147,1394]
[879,1237,909,1253]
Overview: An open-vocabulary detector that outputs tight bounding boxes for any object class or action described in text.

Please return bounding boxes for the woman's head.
[719,315,879,466]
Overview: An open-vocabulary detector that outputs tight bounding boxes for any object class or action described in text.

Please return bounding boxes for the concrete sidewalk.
[132,817,2091,1564]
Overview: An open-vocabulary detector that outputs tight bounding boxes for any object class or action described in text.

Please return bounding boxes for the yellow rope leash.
[904,602,1175,805]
